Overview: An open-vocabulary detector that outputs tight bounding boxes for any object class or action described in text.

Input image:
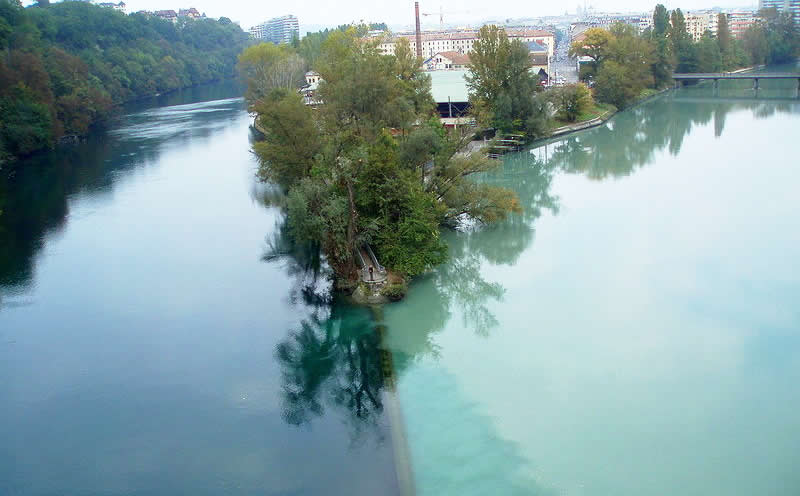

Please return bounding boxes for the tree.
[553,83,593,122]
[670,9,694,73]
[237,43,306,109]
[569,27,613,78]
[590,23,654,108]
[653,4,670,37]
[0,85,53,156]
[252,89,320,187]
[466,25,545,135]
[759,8,800,64]
[717,13,733,69]
[0,1,251,160]
[595,60,637,108]
[650,4,674,87]
[249,27,520,284]
[741,23,769,65]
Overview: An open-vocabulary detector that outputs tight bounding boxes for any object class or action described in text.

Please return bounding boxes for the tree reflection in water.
[263,87,800,435]
[275,304,388,443]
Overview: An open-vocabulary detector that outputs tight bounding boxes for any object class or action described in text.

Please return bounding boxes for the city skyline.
[69,0,758,31]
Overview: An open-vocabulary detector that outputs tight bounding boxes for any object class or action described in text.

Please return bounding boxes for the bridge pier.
[753,78,759,91]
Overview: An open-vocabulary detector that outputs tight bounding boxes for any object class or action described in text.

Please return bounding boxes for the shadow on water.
[0,83,245,295]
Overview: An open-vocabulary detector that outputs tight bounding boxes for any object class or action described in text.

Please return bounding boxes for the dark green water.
[0,82,403,495]
[1,71,799,495]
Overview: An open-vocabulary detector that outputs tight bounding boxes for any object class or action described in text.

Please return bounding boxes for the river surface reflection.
[0,82,401,495]
[383,74,800,495]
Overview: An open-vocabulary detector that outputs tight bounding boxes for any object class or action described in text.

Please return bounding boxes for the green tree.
[553,83,594,122]
[250,27,520,284]
[650,4,674,87]
[238,43,306,109]
[252,89,320,187]
[0,85,52,156]
[591,23,654,108]
[569,27,613,78]
[741,23,769,65]
[0,1,250,159]
[653,4,670,37]
[466,25,545,135]
[759,8,800,64]
[717,13,733,69]
[670,9,694,72]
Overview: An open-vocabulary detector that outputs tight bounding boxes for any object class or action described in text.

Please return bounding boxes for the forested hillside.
[0,0,249,162]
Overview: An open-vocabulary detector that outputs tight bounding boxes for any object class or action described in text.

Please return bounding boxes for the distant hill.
[0,0,250,162]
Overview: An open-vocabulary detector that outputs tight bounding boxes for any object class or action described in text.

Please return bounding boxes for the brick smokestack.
[415,2,422,59]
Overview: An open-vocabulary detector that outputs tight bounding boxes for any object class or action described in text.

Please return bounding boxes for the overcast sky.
[89,0,757,31]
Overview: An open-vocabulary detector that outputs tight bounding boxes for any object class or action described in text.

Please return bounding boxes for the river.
[1,73,799,495]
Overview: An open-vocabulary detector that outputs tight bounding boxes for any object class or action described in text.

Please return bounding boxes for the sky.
[82,0,757,31]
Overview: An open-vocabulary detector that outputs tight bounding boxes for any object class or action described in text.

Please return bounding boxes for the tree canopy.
[570,5,799,109]
[245,28,520,285]
[466,25,548,136]
[0,0,250,162]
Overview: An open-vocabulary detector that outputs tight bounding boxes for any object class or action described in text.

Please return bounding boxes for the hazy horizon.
[27,0,759,32]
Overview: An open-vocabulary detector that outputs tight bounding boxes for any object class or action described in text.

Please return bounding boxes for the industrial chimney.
[414,2,422,59]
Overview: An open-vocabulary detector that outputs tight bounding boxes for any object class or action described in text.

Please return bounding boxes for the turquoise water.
[383,80,800,495]
[2,73,800,495]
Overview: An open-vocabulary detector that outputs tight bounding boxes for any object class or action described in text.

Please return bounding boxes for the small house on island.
[424,51,471,71]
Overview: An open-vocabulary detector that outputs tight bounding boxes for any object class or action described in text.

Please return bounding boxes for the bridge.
[672,72,800,91]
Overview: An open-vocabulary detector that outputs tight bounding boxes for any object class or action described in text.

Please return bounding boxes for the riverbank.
[541,86,673,142]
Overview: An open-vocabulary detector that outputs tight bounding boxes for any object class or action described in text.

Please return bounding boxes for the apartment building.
[378,28,555,61]
[760,0,800,26]
[685,12,719,41]
[249,15,300,44]
[727,11,759,38]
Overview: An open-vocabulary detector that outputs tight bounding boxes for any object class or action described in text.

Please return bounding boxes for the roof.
[525,41,548,53]
[391,28,554,44]
[432,51,471,65]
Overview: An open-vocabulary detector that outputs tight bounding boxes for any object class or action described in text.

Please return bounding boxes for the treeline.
[0,0,249,162]
[239,29,520,291]
[571,5,800,108]
[292,22,387,67]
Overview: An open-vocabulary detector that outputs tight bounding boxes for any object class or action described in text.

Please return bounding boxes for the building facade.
[378,28,555,61]
[727,11,759,38]
[423,51,471,71]
[249,15,300,44]
[155,9,178,23]
[760,0,800,26]
[97,1,126,14]
[685,12,719,41]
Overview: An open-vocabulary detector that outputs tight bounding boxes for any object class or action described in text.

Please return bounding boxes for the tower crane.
[421,6,470,29]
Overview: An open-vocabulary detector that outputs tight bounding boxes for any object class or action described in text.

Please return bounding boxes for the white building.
[424,51,471,71]
[249,15,300,44]
[378,28,555,61]
[685,12,719,41]
[97,1,126,14]
[304,71,321,85]
[760,0,800,26]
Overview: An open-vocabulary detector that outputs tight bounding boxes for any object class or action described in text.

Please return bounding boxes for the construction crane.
[421,5,469,29]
